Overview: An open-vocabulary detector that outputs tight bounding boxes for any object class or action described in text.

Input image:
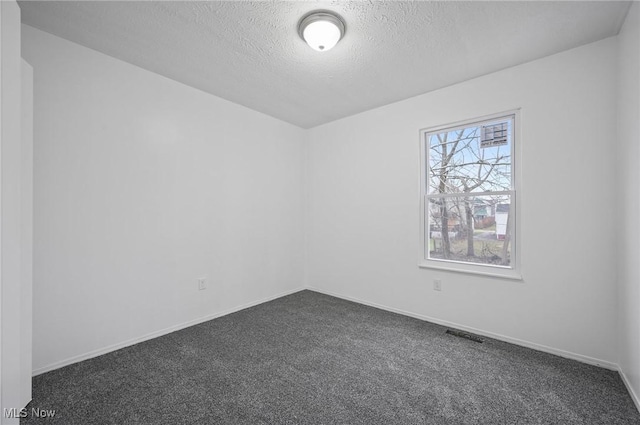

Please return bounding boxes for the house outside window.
[419,111,520,279]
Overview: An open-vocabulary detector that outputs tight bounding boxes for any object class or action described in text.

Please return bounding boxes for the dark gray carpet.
[22,290,640,424]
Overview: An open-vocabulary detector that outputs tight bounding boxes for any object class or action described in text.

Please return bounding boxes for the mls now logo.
[4,407,56,419]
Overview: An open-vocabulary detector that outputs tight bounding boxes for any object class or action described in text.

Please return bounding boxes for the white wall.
[20,58,33,407]
[21,25,305,374]
[306,37,619,367]
[1,1,31,422]
[617,1,640,410]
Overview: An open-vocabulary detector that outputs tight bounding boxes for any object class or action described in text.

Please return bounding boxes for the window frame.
[418,110,522,280]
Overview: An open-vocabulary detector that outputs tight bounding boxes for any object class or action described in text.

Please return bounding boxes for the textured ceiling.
[19,1,631,128]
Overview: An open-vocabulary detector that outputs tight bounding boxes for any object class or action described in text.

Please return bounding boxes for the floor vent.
[445,329,484,343]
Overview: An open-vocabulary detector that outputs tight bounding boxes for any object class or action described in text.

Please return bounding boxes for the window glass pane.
[426,194,512,267]
[428,120,512,194]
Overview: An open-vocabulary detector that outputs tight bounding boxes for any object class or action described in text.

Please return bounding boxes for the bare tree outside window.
[423,115,515,267]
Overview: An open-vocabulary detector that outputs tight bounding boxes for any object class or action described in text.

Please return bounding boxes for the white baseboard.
[306,286,619,371]
[33,285,639,415]
[619,367,640,414]
[32,287,305,376]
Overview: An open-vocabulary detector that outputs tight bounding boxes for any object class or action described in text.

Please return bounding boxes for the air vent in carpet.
[445,329,484,343]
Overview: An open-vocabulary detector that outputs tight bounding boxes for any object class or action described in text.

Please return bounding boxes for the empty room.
[1,0,639,423]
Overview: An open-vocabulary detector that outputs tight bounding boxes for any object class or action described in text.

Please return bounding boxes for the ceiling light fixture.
[298,11,345,52]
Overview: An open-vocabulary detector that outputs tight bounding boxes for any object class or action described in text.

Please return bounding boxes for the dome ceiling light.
[298,11,346,52]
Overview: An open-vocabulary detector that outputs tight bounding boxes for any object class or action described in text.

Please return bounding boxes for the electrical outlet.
[198,278,206,290]
[433,279,442,291]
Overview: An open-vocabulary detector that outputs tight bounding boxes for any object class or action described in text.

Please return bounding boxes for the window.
[419,111,520,278]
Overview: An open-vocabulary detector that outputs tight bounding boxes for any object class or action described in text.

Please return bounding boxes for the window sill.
[418,259,523,281]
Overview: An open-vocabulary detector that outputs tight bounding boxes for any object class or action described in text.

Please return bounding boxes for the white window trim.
[418,109,522,280]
